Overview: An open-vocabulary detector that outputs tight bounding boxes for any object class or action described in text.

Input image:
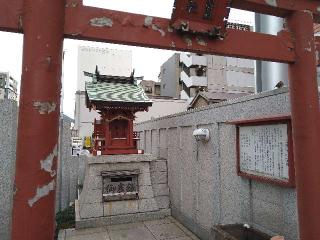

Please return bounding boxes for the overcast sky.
[0,0,254,118]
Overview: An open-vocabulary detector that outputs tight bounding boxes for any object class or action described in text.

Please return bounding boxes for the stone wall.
[56,115,85,211]
[150,158,170,210]
[0,99,17,240]
[0,101,85,239]
[135,88,300,240]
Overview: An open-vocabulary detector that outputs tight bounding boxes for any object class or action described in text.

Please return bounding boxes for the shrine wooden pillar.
[287,10,320,240]
[11,0,65,239]
[104,120,110,154]
[128,118,134,148]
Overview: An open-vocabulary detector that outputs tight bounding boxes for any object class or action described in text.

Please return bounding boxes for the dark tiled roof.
[202,91,249,101]
[86,81,152,104]
[62,114,74,123]
[189,91,250,108]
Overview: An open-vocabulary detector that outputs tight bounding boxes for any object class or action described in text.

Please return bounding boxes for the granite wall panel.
[135,88,301,240]
[0,100,17,240]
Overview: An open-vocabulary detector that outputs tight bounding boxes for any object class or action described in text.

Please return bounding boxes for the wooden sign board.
[234,116,295,187]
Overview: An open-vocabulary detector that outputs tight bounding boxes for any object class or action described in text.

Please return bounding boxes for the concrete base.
[76,154,171,229]
[60,216,200,240]
[75,200,171,229]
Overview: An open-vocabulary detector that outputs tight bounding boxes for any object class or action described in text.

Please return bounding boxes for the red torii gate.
[0,0,320,239]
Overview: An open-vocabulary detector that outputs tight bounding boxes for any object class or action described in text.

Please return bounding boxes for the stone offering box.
[75,154,171,228]
[213,224,271,240]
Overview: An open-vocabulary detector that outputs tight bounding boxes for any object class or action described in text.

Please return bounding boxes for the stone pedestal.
[76,154,171,228]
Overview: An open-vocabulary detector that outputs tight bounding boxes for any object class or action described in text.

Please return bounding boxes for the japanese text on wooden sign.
[234,116,295,187]
[239,124,289,180]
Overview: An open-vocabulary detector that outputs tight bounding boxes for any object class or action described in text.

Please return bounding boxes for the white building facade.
[0,72,18,101]
[135,97,188,123]
[160,53,255,104]
[75,46,132,139]
[77,46,132,91]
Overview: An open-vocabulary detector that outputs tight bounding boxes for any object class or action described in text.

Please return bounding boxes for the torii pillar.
[11,0,65,239]
[287,11,320,239]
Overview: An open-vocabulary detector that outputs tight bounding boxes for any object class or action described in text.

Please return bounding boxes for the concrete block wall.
[56,115,86,211]
[150,158,170,210]
[135,88,300,240]
[0,99,17,240]
[57,155,85,211]
[0,101,85,239]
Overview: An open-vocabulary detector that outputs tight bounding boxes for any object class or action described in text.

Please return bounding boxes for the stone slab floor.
[58,217,200,240]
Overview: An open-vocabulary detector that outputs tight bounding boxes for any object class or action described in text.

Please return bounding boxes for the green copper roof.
[86,81,152,104]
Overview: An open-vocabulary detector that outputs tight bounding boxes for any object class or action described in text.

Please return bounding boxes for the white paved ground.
[58,217,200,240]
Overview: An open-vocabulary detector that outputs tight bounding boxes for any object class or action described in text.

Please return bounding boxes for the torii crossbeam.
[0,0,320,239]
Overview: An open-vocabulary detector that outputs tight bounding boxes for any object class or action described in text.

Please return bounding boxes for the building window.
[196,66,206,76]
[145,86,152,93]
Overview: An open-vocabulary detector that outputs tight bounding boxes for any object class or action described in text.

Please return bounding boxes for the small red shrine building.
[85,67,152,155]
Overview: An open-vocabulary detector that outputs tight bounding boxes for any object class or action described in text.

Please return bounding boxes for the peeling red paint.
[288,10,320,240]
[0,1,318,240]
[33,101,57,114]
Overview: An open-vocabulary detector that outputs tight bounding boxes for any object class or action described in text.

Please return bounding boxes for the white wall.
[74,92,100,138]
[135,98,188,123]
[226,71,255,89]
[206,55,255,93]
[77,46,132,91]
